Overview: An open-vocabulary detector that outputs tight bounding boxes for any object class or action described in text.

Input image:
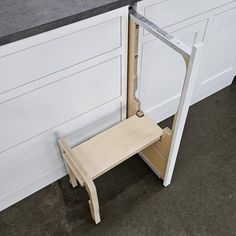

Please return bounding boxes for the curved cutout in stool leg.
[85,181,101,224]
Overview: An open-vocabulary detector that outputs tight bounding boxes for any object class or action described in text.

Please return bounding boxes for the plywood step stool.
[58,7,204,224]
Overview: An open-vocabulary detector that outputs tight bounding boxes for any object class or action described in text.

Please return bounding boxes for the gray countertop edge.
[0,0,139,47]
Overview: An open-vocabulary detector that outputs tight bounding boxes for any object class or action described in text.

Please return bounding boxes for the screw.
[136,110,144,117]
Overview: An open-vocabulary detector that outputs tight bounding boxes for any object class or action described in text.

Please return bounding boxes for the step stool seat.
[72,115,163,180]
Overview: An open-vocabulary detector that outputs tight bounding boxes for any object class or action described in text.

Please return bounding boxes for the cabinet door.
[137,20,207,122]
[0,6,128,211]
[195,7,236,102]
[139,0,233,30]
[0,17,121,94]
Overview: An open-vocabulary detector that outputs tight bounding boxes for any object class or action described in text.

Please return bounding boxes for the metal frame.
[129,8,204,187]
[129,9,191,60]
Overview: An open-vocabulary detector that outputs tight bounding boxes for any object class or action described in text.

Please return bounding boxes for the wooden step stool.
[59,115,162,223]
[58,8,204,224]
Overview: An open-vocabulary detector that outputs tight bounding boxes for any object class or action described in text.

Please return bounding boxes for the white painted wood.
[0,6,129,211]
[0,18,121,94]
[0,7,127,57]
[194,7,236,102]
[141,0,234,31]
[0,57,121,153]
[137,0,236,123]
[164,42,204,186]
[0,48,123,104]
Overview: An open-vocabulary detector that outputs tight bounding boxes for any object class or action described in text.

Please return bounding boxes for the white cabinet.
[196,7,236,101]
[0,6,128,211]
[0,17,121,94]
[140,0,233,29]
[0,57,122,153]
[1,0,236,211]
[137,0,236,123]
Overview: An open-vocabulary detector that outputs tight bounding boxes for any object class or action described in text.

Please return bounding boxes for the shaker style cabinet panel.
[140,0,234,29]
[137,0,236,123]
[0,17,121,94]
[196,7,236,100]
[0,57,121,153]
[0,6,128,211]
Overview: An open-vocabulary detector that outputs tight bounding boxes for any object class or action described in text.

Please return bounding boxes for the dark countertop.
[0,0,140,46]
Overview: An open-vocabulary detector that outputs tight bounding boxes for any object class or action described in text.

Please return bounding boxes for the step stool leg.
[58,138,101,223]
[63,161,78,188]
[58,142,78,188]
[67,166,78,188]
[85,181,101,224]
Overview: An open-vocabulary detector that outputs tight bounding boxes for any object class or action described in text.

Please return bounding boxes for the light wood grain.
[140,127,172,179]
[58,114,162,224]
[140,145,167,179]
[58,139,101,224]
[73,115,162,179]
[127,12,172,180]
[153,127,172,158]
[127,16,141,117]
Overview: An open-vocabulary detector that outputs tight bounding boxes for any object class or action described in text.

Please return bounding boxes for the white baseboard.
[0,165,66,211]
[192,69,235,104]
[146,71,234,123]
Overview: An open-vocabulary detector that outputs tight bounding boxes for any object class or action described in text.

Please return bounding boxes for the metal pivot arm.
[128,8,204,187]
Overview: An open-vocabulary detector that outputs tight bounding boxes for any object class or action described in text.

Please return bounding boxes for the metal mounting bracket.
[129,9,191,60]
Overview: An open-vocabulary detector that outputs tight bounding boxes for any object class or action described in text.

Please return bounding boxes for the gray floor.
[0,80,236,236]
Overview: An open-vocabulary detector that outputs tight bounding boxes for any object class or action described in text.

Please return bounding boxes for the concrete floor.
[0,80,235,236]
